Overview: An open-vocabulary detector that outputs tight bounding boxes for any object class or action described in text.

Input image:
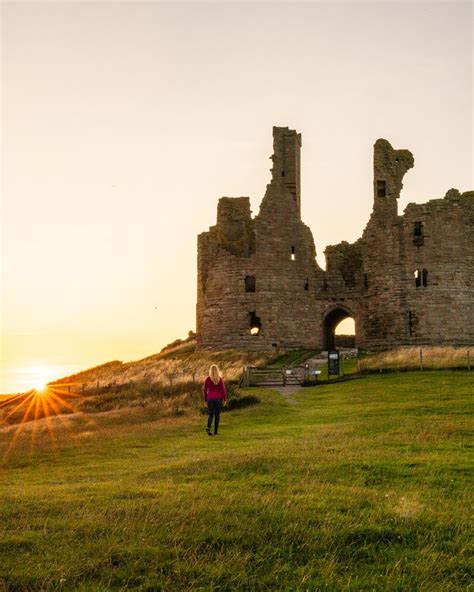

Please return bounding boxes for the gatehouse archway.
[323,306,356,350]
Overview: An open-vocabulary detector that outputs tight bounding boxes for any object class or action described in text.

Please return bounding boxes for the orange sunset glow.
[2,2,472,395]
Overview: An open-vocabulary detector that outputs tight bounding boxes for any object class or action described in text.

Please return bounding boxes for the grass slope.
[0,347,274,425]
[1,372,472,591]
[49,343,272,390]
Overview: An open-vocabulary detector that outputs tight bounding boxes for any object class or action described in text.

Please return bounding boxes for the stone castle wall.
[197,127,473,351]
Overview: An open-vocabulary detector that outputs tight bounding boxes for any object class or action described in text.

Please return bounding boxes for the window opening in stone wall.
[377,180,386,197]
[245,275,256,292]
[414,269,421,287]
[364,273,369,289]
[408,310,418,336]
[304,278,309,291]
[282,171,285,177]
[249,310,261,335]
[414,269,428,288]
[413,221,424,246]
[422,269,428,287]
[291,246,296,261]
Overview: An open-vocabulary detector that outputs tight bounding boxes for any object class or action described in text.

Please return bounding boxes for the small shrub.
[226,395,260,410]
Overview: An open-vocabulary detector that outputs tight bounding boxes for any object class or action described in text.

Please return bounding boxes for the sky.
[1,1,472,393]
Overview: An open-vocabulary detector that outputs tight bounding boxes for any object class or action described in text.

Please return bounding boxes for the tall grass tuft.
[359,346,472,372]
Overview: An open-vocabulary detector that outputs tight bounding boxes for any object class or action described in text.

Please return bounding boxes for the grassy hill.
[0,342,276,426]
[0,370,472,591]
[49,339,272,389]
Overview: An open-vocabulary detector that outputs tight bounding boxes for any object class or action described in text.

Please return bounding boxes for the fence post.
[419,348,423,371]
[81,383,85,394]
[282,367,287,386]
[468,350,471,371]
[67,385,71,393]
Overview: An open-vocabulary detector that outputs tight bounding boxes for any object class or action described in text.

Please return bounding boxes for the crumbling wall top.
[373,138,414,202]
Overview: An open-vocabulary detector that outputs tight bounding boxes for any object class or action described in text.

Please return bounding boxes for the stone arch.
[322,305,356,350]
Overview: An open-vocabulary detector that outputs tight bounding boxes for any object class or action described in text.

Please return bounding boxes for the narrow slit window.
[304,278,309,291]
[291,246,296,261]
[282,171,285,177]
[413,221,424,246]
[422,269,428,287]
[414,269,421,288]
[377,180,386,197]
[364,273,368,289]
[245,275,256,293]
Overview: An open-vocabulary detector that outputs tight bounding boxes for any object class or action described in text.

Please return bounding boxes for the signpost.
[328,350,340,377]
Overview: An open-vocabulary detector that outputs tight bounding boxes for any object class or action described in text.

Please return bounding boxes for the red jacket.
[203,376,227,402]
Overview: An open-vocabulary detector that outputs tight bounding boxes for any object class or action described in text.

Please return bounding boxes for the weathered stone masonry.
[197,127,473,350]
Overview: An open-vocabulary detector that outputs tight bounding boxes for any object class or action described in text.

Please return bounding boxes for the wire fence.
[358,347,472,374]
[46,347,472,394]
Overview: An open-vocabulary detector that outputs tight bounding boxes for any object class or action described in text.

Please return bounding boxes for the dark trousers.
[207,399,222,433]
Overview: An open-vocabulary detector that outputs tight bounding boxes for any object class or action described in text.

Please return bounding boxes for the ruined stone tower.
[197,126,473,350]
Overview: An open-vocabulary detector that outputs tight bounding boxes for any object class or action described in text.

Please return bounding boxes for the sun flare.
[16,366,59,393]
[1,378,89,459]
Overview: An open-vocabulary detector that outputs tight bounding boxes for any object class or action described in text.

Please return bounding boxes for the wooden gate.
[242,366,305,387]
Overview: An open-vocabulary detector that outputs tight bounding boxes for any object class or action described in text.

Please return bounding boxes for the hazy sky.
[1,1,472,392]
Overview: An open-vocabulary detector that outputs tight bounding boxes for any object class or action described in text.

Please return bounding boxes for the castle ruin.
[197,127,473,351]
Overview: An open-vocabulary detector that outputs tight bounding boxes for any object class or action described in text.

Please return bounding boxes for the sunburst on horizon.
[0,382,93,460]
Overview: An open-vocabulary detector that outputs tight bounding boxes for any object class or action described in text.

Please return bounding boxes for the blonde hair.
[209,364,221,385]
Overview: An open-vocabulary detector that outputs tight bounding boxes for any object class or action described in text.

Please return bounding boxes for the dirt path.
[273,385,302,404]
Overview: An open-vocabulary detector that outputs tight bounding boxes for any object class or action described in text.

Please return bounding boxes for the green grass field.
[1,371,472,591]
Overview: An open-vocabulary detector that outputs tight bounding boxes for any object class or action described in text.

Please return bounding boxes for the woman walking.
[203,364,227,436]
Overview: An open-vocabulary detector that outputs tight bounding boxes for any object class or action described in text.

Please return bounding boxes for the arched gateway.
[322,306,355,350]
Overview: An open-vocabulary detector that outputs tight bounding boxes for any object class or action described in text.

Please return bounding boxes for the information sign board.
[328,350,340,376]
